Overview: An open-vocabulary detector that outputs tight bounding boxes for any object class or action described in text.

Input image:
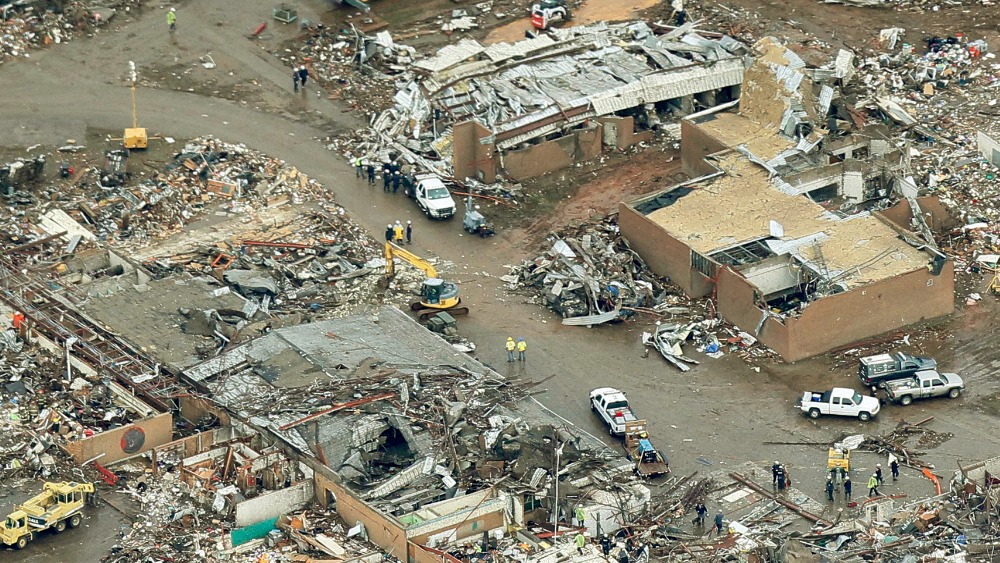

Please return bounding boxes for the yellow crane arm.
[385,242,437,279]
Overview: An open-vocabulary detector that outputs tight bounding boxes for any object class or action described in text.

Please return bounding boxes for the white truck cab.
[411,175,456,220]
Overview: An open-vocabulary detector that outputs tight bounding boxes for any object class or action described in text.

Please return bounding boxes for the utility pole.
[552,440,565,537]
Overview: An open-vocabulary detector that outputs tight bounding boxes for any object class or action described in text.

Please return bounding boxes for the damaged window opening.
[691,251,717,278]
[805,184,838,203]
[708,239,775,268]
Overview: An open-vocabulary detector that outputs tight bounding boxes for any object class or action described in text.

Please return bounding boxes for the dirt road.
[1,0,998,560]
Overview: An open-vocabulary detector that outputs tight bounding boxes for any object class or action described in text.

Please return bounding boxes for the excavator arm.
[385,242,437,279]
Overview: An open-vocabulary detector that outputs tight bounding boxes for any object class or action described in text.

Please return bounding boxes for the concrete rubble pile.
[504,218,675,323]
[0,1,129,65]
[0,331,109,482]
[1,136,350,255]
[105,459,383,562]
[142,209,388,322]
[848,31,998,222]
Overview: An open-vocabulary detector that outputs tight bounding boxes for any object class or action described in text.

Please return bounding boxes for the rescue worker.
[599,535,612,558]
[574,532,586,555]
[771,460,781,487]
[293,69,300,93]
[382,168,391,191]
[868,473,880,497]
[694,502,707,527]
[367,164,376,185]
[517,337,527,361]
[891,458,900,481]
[385,224,393,243]
[392,171,402,193]
[574,506,586,527]
[406,220,413,244]
[505,337,516,362]
[825,477,834,502]
[843,476,852,500]
[875,463,884,485]
[714,510,725,534]
[775,464,787,491]
[298,66,309,87]
[167,7,176,32]
[393,221,405,244]
[355,157,364,178]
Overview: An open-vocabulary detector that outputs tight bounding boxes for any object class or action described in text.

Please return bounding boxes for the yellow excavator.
[1,482,96,550]
[384,242,469,321]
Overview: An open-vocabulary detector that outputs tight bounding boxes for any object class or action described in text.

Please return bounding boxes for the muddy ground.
[1,0,999,560]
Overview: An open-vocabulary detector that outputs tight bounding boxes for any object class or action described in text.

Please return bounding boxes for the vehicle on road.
[1,481,95,550]
[404,174,456,220]
[623,420,669,477]
[590,387,637,436]
[885,370,964,405]
[859,352,937,387]
[384,242,468,321]
[799,387,880,421]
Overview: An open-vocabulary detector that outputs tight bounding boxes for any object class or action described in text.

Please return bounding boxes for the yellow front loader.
[1,482,95,549]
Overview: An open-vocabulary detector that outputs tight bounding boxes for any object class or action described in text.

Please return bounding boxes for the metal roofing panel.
[483,35,557,62]
[415,39,486,72]
[590,59,743,116]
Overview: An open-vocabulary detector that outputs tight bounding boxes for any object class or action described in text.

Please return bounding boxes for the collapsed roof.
[377,21,747,159]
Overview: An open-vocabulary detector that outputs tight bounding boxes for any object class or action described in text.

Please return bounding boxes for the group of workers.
[353,158,409,193]
[384,220,412,245]
[771,461,792,491]
[505,337,527,362]
[572,531,649,563]
[692,502,726,535]
[772,456,903,504]
[292,65,310,93]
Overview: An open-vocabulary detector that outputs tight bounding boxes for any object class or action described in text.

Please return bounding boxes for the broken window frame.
[690,250,718,279]
[707,239,775,268]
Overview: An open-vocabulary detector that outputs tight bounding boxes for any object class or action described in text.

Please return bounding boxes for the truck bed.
[637,461,669,477]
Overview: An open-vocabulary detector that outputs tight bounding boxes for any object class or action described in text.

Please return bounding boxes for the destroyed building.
[357,21,746,183]
[179,307,648,562]
[619,37,954,361]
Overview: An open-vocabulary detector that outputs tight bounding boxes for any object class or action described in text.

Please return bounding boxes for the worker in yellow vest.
[505,337,515,362]
[516,338,527,362]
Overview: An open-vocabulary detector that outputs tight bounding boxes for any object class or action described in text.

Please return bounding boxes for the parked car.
[885,370,965,405]
[799,387,880,421]
[590,387,637,436]
[859,352,937,388]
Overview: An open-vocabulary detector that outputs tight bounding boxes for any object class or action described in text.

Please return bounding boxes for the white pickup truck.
[405,174,456,220]
[799,387,880,421]
[885,370,964,405]
[590,387,637,436]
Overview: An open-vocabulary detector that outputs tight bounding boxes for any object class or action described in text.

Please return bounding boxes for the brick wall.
[715,260,954,361]
[65,412,173,464]
[503,125,602,180]
[453,121,497,183]
[618,204,714,297]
